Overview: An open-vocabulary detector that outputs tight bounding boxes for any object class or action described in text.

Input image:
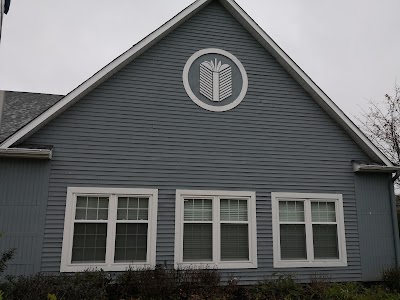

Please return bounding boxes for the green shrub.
[321,282,364,300]
[3,267,400,300]
[114,265,178,300]
[223,277,250,300]
[304,273,331,300]
[0,233,16,275]
[383,267,400,292]
[0,270,111,300]
[354,285,400,300]
[252,274,305,300]
[114,264,222,300]
[47,294,57,300]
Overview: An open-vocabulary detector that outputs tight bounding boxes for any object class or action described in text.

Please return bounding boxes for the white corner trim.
[182,48,248,112]
[0,0,211,149]
[271,192,347,268]
[174,189,257,269]
[60,187,158,272]
[0,91,5,133]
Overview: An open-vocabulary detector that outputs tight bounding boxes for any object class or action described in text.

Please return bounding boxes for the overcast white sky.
[0,0,399,120]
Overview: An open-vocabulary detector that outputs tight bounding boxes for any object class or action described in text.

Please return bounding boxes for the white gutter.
[353,162,400,173]
[0,148,52,159]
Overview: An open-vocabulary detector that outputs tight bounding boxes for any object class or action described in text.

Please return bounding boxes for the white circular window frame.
[182,48,248,112]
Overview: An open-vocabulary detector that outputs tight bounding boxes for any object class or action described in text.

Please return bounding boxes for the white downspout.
[0,90,4,132]
[0,0,4,44]
[0,0,5,132]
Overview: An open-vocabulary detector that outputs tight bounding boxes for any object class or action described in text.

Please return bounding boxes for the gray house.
[0,0,399,283]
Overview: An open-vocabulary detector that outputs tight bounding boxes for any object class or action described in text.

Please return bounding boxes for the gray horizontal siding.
[23,1,372,282]
[0,158,50,276]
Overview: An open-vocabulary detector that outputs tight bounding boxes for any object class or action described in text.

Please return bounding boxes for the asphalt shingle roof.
[0,91,64,143]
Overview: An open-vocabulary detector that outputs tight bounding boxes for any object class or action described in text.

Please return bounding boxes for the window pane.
[279,201,304,222]
[118,197,128,208]
[280,224,306,260]
[311,202,336,222]
[313,224,339,259]
[183,224,212,261]
[98,197,109,208]
[128,197,139,208]
[75,208,86,220]
[139,198,149,208]
[75,196,109,220]
[98,209,108,220]
[72,223,107,263]
[184,199,212,221]
[88,197,98,208]
[117,197,149,221]
[86,209,97,220]
[221,224,249,261]
[76,197,87,208]
[220,199,248,221]
[114,224,148,262]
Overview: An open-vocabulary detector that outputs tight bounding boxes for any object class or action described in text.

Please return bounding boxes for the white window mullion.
[179,196,185,264]
[275,199,282,263]
[213,196,220,264]
[67,194,78,266]
[105,194,117,266]
[247,197,252,261]
[335,200,343,259]
[147,195,153,264]
[304,199,314,262]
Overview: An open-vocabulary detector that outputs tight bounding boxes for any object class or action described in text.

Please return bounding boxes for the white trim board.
[0,0,392,167]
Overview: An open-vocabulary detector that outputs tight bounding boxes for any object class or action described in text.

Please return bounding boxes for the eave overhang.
[0,148,52,159]
[353,162,400,173]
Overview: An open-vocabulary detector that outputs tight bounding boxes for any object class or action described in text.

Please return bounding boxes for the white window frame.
[60,187,158,272]
[271,192,347,268]
[174,190,257,269]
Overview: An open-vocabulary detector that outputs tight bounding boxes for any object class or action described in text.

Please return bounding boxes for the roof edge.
[0,0,393,167]
[219,0,393,167]
[0,0,211,149]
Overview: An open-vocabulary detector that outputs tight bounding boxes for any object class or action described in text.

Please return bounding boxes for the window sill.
[175,261,257,269]
[60,262,155,272]
[274,259,348,268]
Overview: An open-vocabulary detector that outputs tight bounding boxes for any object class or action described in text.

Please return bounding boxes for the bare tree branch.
[357,84,400,175]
